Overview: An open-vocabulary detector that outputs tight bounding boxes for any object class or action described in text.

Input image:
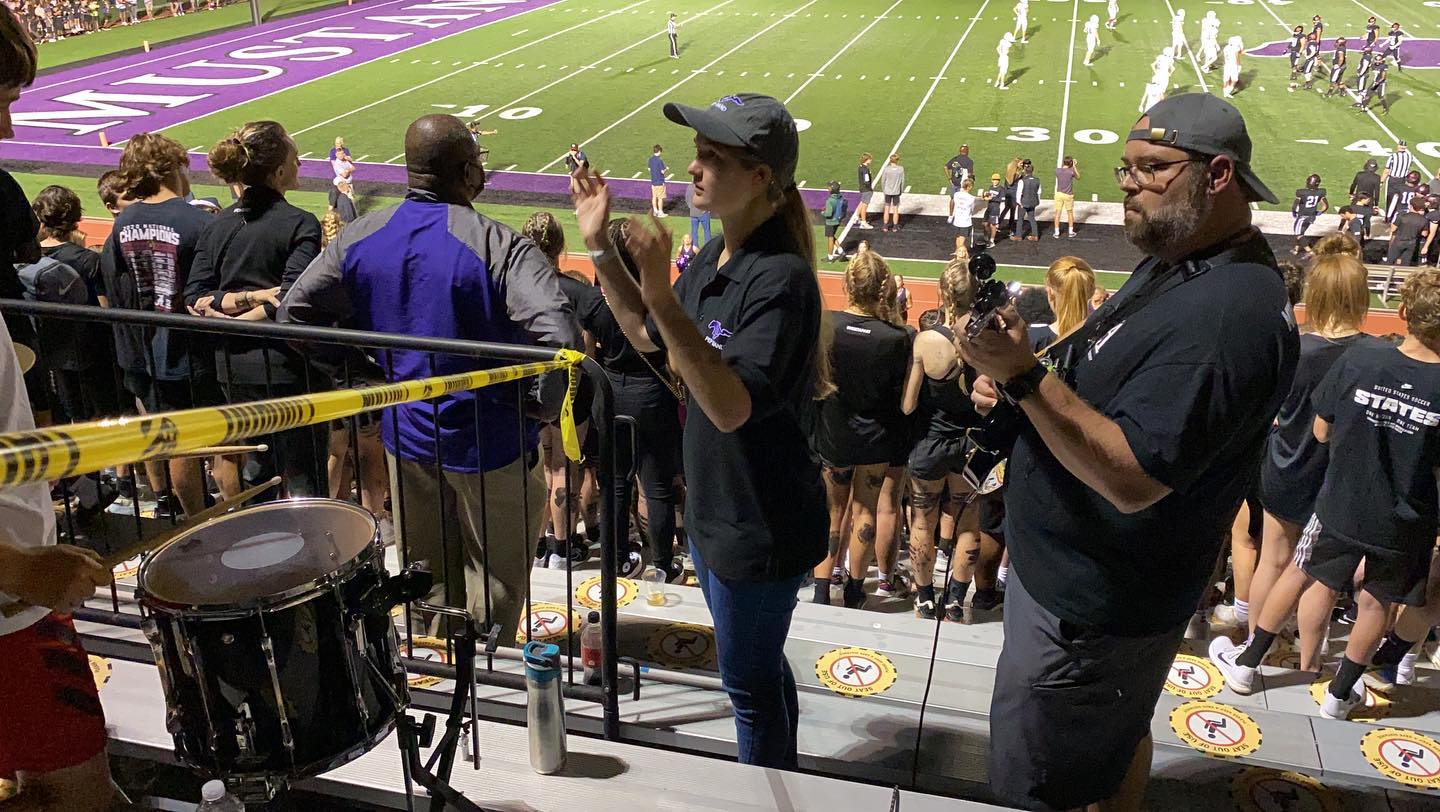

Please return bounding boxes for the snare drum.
[138,499,407,786]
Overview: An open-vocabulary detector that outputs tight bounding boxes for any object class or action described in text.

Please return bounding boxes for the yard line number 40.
[1345,139,1440,161]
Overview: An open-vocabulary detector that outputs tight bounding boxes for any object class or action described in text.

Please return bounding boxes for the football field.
[10,0,1440,243]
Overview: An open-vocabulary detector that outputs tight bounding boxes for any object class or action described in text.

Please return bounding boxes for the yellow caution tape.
[0,349,586,487]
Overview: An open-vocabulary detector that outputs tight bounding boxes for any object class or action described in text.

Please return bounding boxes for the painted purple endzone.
[1246,35,1439,68]
[2,0,845,210]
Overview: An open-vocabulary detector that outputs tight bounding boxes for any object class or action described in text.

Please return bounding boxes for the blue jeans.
[690,213,712,246]
[689,541,806,768]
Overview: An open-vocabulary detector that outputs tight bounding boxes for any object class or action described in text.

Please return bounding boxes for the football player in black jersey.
[1386,170,1422,235]
[1293,174,1329,255]
[1423,194,1440,267]
[1352,192,1377,242]
[1287,24,1305,86]
[1364,16,1379,48]
[1300,33,1321,90]
[1386,23,1403,71]
[1325,37,1348,97]
[1310,15,1323,38]
[1353,45,1375,95]
[1355,57,1390,113]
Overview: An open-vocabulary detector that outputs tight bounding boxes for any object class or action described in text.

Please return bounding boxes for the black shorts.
[123,370,223,413]
[907,433,966,481]
[989,569,1185,810]
[978,489,1005,539]
[1293,215,1315,236]
[1259,457,1321,528]
[985,212,1001,225]
[884,194,901,206]
[824,223,838,237]
[953,225,972,244]
[1298,517,1430,605]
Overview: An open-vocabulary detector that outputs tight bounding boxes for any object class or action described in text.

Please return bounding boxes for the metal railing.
[0,298,627,739]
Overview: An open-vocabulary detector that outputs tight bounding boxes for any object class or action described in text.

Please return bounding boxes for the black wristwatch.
[998,362,1047,404]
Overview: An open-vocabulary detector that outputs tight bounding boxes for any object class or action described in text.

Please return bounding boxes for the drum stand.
[396,616,495,812]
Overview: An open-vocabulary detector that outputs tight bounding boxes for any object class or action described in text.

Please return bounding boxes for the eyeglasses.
[1113,158,1204,187]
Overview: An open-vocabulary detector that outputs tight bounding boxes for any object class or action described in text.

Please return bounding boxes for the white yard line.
[290,1,646,137]
[1253,0,1431,178]
[831,0,996,251]
[472,0,734,122]
[1344,0,1390,25]
[1161,0,1208,93]
[536,0,820,172]
[782,0,905,104]
[477,0,648,65]
[1056,0,1081,167]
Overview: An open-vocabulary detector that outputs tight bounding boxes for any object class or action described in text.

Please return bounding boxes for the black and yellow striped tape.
[0,350,586,488]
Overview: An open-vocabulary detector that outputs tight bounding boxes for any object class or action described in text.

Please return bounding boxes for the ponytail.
[1045,256,1096,339]
[775,183,834,400]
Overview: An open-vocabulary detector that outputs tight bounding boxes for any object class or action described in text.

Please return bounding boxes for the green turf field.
[34,0,346,70]
[151,0,1439,211]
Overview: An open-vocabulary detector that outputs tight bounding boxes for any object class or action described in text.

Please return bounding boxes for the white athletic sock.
[1234,598,1249,624]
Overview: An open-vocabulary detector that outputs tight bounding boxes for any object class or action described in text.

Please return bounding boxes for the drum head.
[140,499,377,608]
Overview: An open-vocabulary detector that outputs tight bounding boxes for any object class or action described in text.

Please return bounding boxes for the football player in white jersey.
[1013,0,1029,44]
[1083,14,1100,66]
[997,32,1015,89]
[1106,0,1118,30]
[1222,35,1243,98]
[1138,78,1165,114]
[1151,46,1175,90]
[1199,11,1220,72]
[1170,8,1187,55]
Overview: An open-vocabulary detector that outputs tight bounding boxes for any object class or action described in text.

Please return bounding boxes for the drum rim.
[137,497,380,614]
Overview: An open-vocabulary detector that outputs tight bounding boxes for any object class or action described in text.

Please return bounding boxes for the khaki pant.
[388,452,546,648]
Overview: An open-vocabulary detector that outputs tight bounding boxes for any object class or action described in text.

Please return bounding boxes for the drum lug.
[259,635,296,758]
[236,702,257,756]
[142,619,184,736]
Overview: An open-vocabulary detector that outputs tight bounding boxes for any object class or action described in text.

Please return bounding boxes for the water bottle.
[196,779,244,811]
[524,640,566,775]
[580,610,602,686]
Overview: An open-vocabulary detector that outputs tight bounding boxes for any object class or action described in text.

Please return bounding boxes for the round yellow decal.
[1165,654,1225,699]
[815,646,897,698]
[526,602,582,642]
[88,655,112,691]
[575,575,638,610]
[404,635,449,689]
[1361,728,1440,790]
[647,623,716,670]
[1169,700,1262,758]
[1230,767,1340,812]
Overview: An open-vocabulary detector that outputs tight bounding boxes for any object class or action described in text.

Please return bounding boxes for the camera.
[965,251,1022,339]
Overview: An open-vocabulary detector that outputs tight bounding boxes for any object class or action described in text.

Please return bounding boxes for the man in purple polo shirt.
[280,114,581,646]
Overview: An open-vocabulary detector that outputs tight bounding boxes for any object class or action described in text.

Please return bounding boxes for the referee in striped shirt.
[1383,141,1414,221]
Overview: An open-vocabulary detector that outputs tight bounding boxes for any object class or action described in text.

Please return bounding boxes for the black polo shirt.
[1003,230,1298,635]
[646,213,827,581]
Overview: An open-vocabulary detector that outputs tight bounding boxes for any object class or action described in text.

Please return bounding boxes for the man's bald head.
[405,115,479,194]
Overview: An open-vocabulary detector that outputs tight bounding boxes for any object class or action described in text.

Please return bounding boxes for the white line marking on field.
[797,180,807,187]
[1055,0,1080,167]
[504,164,518,171]
[1344,0,1389,25]
[511,28,530,36]
[1251,0,1431,178]
[783,0,904,104]
[355,154,369,161]
[970,126,998,132]
[479,0,648,65]
[631,171,642,178]
[1296,139,1329,145]
[386,151,405,163]
[833,0,996,251]
[537,0,821,172]
[299,151,312,158]
[291,1,647,138]
[1161,0,1208,93]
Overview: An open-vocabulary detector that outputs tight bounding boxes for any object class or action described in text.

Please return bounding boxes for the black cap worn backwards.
[1128,92,1277,204]
[663,93,799,188]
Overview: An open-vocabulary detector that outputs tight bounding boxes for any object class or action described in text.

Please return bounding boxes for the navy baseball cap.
[1128,93,1277,204]
[663,93,799,188]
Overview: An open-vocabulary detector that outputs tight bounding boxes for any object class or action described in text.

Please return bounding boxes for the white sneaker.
[1052,230,1060,238]
[1210,602,1246,629]
[1067,230,1076,237]
[547,553,567,570]
[1209,636,1257,695]
[856,221,873,229]
[1319,678,1365,720]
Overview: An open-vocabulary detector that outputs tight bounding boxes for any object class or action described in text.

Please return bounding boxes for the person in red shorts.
[0,9,115,810]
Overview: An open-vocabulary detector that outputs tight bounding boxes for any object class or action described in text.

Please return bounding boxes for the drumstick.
[151,444,269,461]
[0,476,281,618]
